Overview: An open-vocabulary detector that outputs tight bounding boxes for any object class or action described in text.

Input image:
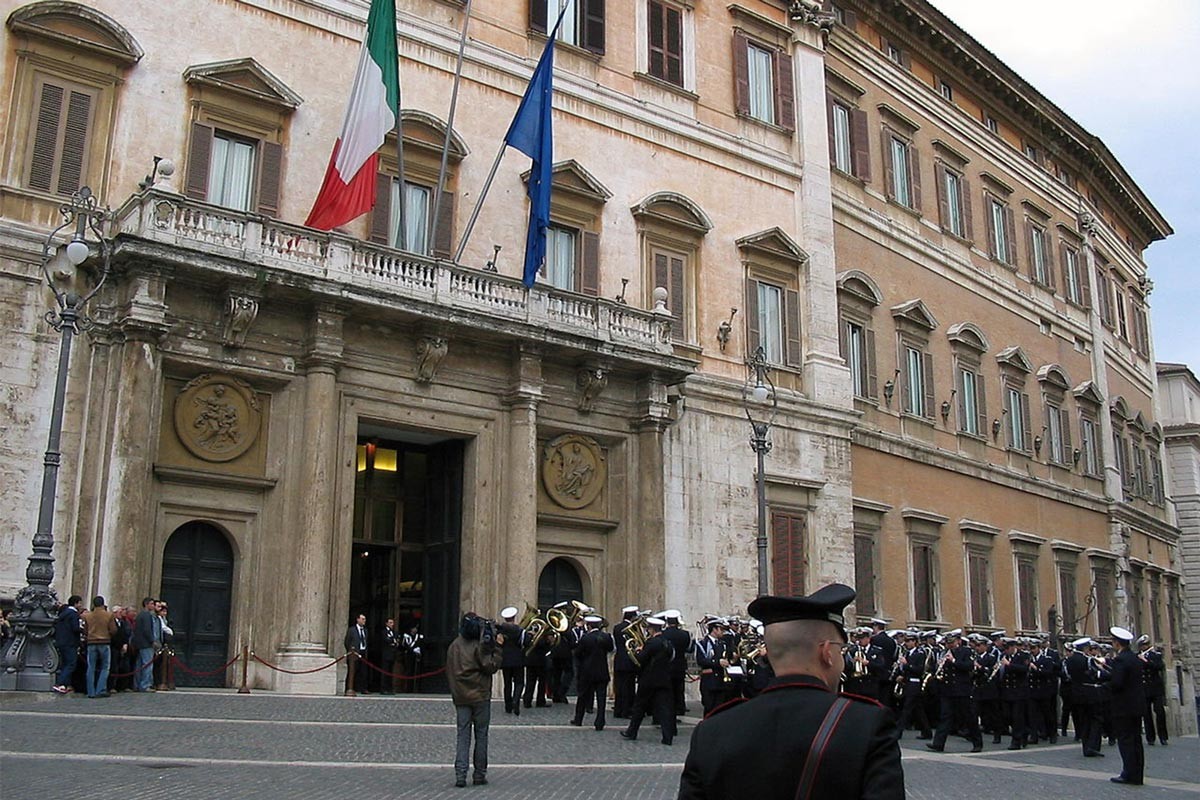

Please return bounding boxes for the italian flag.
[305,0,399,230]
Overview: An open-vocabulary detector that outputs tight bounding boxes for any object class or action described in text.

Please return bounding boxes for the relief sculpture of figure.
[554,443,594,499]
[192,385,241,451]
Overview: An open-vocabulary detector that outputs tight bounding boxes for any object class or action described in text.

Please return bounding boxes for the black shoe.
[1049,736,1057,744]
[1084,751,1105,757]
[473,776,488,786]
[917,734,932,740]
[455,778,467,788]
[536,702,548,708]
[569,719,582,726]
[595,726,604,731]
[1110,776,1142,785]
[971,746,983,753]
[1109,738,1117,746]
[1007,743,1022,751]
[924,744,944,752]
[1147,740,1156,746]
[1161,741,1168,746]
[620,731,636,741]
[513,708,520,717]
[662,739,673,745]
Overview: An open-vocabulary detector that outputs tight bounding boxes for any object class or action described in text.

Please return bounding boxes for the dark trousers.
[549,660,571,702]
[1144,694,1168,743]
[626,683,675,744]
[613,670,636,718]
[1077,700,1103,754]
[502,666,524,713]
[896,682,931,738]
[523,665,547,706]
[978,696,1004,736]
[1060,687,1075,735]
[671,672,686,715]
[700,682,729,716]
[1004,698,1028,745]
[380,656,396,693]
[345,652,368,693]
[1113,714,1145,783]
[574,678,609,729]
[1028,695,1057,741]
[932,695,981,749]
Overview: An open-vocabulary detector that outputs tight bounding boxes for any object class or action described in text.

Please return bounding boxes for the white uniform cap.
[870,618,887,626]
[1072,637,1093,648]
[500,606,518,619]
[663,609,681,619]
[1136,634,1150,646]
[646,616,666,627]
[1110,626,1134,642]
[622,605,639,614]
[945,628,963,638]
[584,615,602,624]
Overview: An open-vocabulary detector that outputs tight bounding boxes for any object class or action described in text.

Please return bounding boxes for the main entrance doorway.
[538,557,584,608]
[349,433,463,692]
[160,522,234,688]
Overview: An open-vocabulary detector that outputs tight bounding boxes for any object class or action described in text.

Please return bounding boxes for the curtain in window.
[209,136,255,212]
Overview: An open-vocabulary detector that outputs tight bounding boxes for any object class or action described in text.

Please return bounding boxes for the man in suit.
[129,596,159,693]
[1137,635,1168,745]
[496,607,526,715]
[694,619,731,716]
[571,615,615,730]
[52,595,84,694]
[380,618,399,694]
[926,629,982,753]
[620,616,676,745]
[678,585,904,800]
[343,613,369,694]
[611,606,639,718]
[1066,637,1106,757]
[662,610,692,718]
[1108,627,1145,785]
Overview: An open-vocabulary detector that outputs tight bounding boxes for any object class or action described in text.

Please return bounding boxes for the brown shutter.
[1043,230,1056,290]
[1060,407,1072,456]
[369,173,392,244]
[785,288,802,366]
[529,0,548,33]
[432,190,454,258]
[256,140,283,217]
[580,230,600,295]
[843,9,858,29]
[908,144,921,211]
[837,316,848,360]
[665,6,683,86]
[1021,392,1033,452]
[899,49,912,70]
[745,277,760,355]
[733,31,751,117]
[1059,243,1071,299]
[56,89,92,196]
[1079,254,1092,309]
[897,341,909,412]
[774,50,795,132]
[922,351,935,418]
[648,0,664,80]
[186,122,215,201]
[28,82,65,193]
[976,374,988,440]
[851,107,871,182]
[1003,204,1018,266]
[581,0,605,54]
[985,195,997,259]
[935,162,949,230]
[961,177,974,241]
[1002,382,1013,446]
[1025,221,1037,282]
[827,95,838,166]
[880,129,895,201]
[956,367,967,429]
[669,255,685,340]
[865,327,878,400]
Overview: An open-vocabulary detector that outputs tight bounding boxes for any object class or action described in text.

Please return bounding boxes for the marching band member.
[999,637,1031,750]
[926,629,981,753]
[612,606,640,719]
[570,615,614,731]
[1107,626,1145,785]
[1067,637,1106,757]
[1137,634,1168,746]
[621,616,676,745]
[497,607,526,716]
[695,618,732,715]
[893,631,932,741]
[662,610,692,719]
[1027,637,1059,744]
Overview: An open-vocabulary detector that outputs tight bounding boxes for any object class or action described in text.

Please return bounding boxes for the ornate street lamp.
[0,187,112,691]
[742,345,778,598]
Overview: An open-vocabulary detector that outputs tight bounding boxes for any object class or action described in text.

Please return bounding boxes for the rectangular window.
[1063,246,1082,305]
[1007,386,1024,449]
[886,41,904,65]
[1096,269,1114,326]
[847,321,867,398]
[912,543,938,621]
[854,532,876,615]
[771,510,806,596]
[984,114,999,134]
[388,180,432,254]
[746,43,775,125]
[1030,224,1049,285]
[1094,568,1114,634]
[647,0,683,87]
[959,367,981,435]
[1132,444,1147,498]
[1081,415,1099,476]
[831,103,852,173]
[1017,558,1039,631]
[1167,579,1180,642]
[942,167,964,237]
[938,78,953,101]
[1150,451,1165,504]
[534,0,605,54]
[758,282,784,364]
[544,224,578,291]
[653,248,688,342]
[1115,286,1129,340]
[1024,143,1039,163]
[968,551,992,626]
[1046,401,1065,464]
[551,0,580,45]
[889,136,911,207]
[1149,577,1162,643]
[1057,166,1075,189]
[208,132,256,212]
[1059,566,1078,634]
[26,77,96,197]
[990,199,1009,264]
[905,345,925,417]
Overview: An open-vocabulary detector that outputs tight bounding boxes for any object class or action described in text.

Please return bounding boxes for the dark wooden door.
[538,558,583,609]
[160,522,234,687]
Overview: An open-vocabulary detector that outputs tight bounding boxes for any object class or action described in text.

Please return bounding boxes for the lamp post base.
[0,585,61,692]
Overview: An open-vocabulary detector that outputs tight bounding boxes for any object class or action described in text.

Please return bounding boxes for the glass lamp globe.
[752,383,770,404]
[65,239,90,266]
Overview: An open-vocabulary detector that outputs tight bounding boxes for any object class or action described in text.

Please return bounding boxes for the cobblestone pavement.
[2,690,1197,799]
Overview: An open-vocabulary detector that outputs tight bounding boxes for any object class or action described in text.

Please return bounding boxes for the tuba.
[623,612,652,667]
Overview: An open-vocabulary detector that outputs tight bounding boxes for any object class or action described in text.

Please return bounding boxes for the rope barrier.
[250,652,346,675]
[109,651,160,679]
[357,654,447,681]
[170,653,241,677]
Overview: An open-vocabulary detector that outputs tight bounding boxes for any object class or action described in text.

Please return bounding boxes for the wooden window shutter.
[1060,407,1072,455]
[899,49,912,70]
[865,327,878,400]
[774,50,795,132]
[771,512,805,596]
[255,140,283,217]
[744,277,761,355]
[1043,230,1056,290]
[369,173,393,244]
[579,231,600,295]
[648,0,665,80]
[984,194,997,259]
[1025,222,1037,282]
[1003,204,1018,266]
[1059,243,1071,298]
[1020,391,1033,451]
[850,108,871,182]
[669,255,685,339]
[56,89,92,196]
[1079,255,1092,309]
[961,177,974,240]
[896,339,909,411]
[733,31,751,117]
[665,6,683,86]
[908,144,921,211]
[880,129,895,200]
[838,316,848,360]
[432,190,455,258]
[976,373,988,440]
[785,288,802,366]
[935,162,949,229]
[28,81,65,193]
[956,367,967,428]
[826,95,838,165]
[581,0,605,54]
[842,9,858,29]
[186,122,215,201]
[922,350,935,418]
[529,0,548,33]
[1002,380,1014,447]
[912,545,931,619]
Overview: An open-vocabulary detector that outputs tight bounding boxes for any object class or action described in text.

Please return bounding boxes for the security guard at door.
[678,584,904,800]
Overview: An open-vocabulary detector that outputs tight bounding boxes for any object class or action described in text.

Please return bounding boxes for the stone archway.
[537,557,584,608]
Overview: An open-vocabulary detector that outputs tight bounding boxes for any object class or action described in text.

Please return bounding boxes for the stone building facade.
[0,0,1188,719]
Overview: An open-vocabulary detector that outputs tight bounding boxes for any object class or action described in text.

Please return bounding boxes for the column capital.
[304,304,344,371]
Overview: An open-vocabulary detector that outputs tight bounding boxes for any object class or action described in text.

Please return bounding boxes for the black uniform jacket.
[1140,649,1165,697]
[613,620,637,672]
[576,629,615,683]
[636,635,674,689]
[677,674,904,800]
[1108,648,1145,717]
[663,626,692,676]
[941,645,975,698]
[497,623,526,668]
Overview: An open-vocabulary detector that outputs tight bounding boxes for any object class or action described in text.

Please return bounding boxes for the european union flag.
[504,22,561,288]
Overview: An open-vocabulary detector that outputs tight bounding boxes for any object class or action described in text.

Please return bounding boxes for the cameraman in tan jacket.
[446,613,504,788]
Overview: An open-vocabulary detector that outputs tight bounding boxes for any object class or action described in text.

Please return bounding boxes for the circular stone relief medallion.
[542,434,606,510]
[174,374,261,463]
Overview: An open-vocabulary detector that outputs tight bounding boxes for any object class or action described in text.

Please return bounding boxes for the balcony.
[112,190,686,367]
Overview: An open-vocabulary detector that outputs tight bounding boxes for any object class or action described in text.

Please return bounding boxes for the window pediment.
[7,1,143,65]
[184,58,302,112]
[1072,380,1104,405]
[877,103,919,134]
[1036,363,1071,390]
[890,299,938,331]
[522,159,610,203]
[979,170,1015,197]
[1131,410,1150,435]
[995,345,1033,373]
[946,322,989,353]
[1110,395,1130,421]
[631,191,712,233]
[737,227,807,265]
[837,270,883,306]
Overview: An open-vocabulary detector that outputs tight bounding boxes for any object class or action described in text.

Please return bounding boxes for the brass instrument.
[522,603,571,657]
[920,647,939,692]
[848,644,869,679]
[623,612,652,667]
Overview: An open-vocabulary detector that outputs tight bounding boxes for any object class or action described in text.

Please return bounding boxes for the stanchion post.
[238,646,251,694]
[344,651,357,697]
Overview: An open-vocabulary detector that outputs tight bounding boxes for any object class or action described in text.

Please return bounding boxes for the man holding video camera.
[447,612,505,788]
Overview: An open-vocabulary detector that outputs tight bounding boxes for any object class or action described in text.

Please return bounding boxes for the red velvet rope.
[170,653,241,677]
[109,651,161,678]
[250,652,346,675]
[358,654,447,680]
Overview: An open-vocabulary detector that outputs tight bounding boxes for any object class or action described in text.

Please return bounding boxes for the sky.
[927,0,1200,371]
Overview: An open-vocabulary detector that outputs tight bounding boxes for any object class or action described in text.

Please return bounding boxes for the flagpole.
[395,94,407,251]
[433,0,473,260]
[454,141,507,263]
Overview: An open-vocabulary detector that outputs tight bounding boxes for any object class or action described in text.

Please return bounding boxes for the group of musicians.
[838,618,1170,758]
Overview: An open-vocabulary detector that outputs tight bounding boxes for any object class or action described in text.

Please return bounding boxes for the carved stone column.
[274,305,343,694]
[635,373,671,611]
[502,346,543,608]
